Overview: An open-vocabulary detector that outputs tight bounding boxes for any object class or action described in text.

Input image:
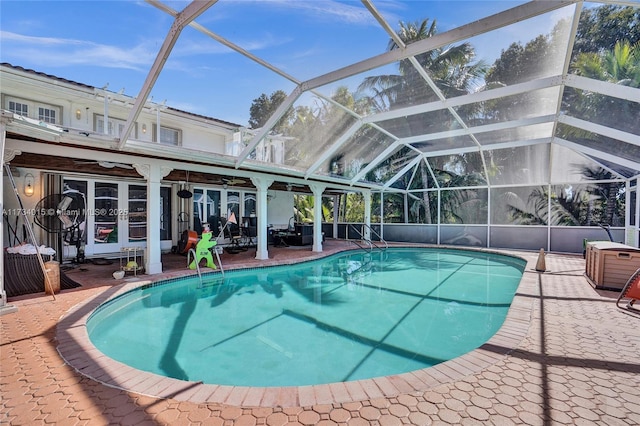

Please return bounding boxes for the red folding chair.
[617,268,640,314]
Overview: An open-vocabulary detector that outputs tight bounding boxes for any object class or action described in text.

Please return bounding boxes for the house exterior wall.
[0,64,238,149]
[1,64,291,262]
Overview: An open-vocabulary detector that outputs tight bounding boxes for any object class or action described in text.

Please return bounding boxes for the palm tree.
[574,40,640,86]
[579,166,625,226]
[293,194,334,223]
[558,41,637,226]
[357,19,487,223]
[503,185,610,226]
[359,20,487,110]
[568,40,640,137]
[437,172,488,224]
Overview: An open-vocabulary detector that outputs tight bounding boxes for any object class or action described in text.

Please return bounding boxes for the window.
[157,126,181,146]
[95,115,135,138]
[227,191,240,219]
[6,97,60,123]
[38,107,56,124]
[8,101,28,116]
[244,193,256,217]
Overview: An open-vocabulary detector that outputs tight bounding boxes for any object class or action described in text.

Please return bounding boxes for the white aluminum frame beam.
[558,115,640,147]
[235,86,304,166]
[118,0,217,150]
[382,155,422,190]
[148,0,369,173]
[597,0,640,7]
[421,137,554,158]
[363,75,563,125]
[303,118,400,178]
[565,74,640,103]
[147,0,301,86]
[301,1,576,92]
[350,140,422,184]
[304,121,362,179]
[401,114,557,145]
[554,138,640,171]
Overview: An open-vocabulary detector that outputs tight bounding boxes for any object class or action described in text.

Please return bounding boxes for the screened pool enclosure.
[6,1,640,255]
[134,1,639,253]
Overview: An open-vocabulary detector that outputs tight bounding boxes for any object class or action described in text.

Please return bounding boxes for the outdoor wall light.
[75,109,82,120]
[142,124,147,133]
[24,173,35,197]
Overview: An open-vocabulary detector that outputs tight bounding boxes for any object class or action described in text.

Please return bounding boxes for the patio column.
[134,163,172,274]
[363,189,371,241]
[251,176,274,260]
[309,183,326,252]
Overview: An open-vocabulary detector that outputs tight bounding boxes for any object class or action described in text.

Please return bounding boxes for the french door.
[91,182,147,255]
[63,178,172,258]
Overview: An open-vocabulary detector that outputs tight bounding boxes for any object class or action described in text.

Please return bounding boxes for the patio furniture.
[585,242,640,290]
[223,220,248,254]
[616,267,640,314]
[3,253,80,297]
[120,246,143,276]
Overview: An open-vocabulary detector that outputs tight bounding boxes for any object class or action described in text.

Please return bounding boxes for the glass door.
[128,185,147,243]
[91,181,148,254]
[160,186,172,243]
[193,188,221,235]
[93,182,121,253]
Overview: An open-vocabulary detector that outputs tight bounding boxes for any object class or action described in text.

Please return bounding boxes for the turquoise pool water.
[87,248,525,387]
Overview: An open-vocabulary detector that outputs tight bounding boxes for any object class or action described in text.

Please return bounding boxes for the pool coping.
[56,246,538,408]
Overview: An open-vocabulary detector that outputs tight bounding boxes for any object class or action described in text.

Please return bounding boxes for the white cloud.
[254,0,378,25]
[1,31,82,46]
[1,30,156,71]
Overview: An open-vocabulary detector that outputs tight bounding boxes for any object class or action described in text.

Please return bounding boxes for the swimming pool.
[87,248,525,387]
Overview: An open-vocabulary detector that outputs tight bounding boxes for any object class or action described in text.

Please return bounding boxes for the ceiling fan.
[74,160,133,169]
[220,176,246,186]
[286,182,305,191]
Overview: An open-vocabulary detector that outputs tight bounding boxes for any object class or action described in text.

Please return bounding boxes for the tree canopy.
[245,4,633,226]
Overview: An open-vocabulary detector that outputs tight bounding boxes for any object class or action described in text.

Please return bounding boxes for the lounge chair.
[616,267,640,314]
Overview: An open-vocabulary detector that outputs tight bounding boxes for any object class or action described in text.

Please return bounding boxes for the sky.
[1,0,571,127]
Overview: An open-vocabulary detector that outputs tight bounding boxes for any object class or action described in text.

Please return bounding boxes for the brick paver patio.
[2,243,639,425]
